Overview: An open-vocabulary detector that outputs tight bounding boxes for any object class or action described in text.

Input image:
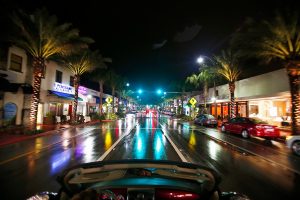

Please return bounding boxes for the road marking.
[0,128,96,165]
[159,123,188,162]
[97,123,137,161]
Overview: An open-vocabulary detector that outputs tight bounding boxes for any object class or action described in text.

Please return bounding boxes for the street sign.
[189,97,197,106]
[106,97,113,104]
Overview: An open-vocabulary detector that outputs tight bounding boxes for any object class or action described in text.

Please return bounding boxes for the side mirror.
[220,192,250,200]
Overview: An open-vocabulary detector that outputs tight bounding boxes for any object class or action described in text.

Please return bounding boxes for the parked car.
[194,114,218,127]
[286,135,300,156]
[221,117,280,139]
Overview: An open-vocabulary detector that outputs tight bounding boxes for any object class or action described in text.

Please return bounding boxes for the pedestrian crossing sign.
[189,97,197,106]
[106,97,113,104]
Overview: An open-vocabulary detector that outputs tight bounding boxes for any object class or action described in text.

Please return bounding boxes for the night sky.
[1,0,299,103]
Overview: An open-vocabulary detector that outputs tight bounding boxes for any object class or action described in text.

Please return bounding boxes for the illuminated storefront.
[206,68,291,126]
[210,101,248,120]
[248,97,291,126]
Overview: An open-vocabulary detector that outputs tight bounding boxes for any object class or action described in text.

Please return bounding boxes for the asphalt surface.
[0,115,299,199]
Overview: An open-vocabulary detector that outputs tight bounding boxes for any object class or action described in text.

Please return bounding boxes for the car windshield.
[249,118,268,124]
[206,115,215,119]
[1,1,299,200]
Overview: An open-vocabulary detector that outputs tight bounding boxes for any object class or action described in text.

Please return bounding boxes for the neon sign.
[79,86,87,95]
[53,82,74,94]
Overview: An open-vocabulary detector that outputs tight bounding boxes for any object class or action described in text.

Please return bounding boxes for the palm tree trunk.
[29,57,44,130]
[72,75,80,123]
[229,82,235,118]
[99,81,103,115]
[288,73,300,135]
[112,87,115,113]
[203,82,208,113]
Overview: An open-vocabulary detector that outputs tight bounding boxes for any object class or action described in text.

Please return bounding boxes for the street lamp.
[196,55,217,118]
[197,56,204,64]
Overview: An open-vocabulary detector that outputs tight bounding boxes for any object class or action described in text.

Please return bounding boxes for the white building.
[37,60,104,124]
[204,68,291,126]
[0,45,32,126]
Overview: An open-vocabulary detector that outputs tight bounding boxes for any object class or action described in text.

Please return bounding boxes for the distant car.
[221,117,280,139]
[286,135,300,156]
[194,114,218,127]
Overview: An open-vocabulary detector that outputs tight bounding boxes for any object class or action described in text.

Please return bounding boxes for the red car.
[221,117,280,139]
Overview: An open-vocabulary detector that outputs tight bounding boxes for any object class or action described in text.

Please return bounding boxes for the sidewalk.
[0,120,100,147]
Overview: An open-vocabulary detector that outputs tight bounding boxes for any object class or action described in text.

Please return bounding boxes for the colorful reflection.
[50,150,71,174]
[133,130,148,159]
[189,131,197,146]
[207,140,221,161]
[182,124,190,135]
[82,137,95,162]
[34,138,43,152]
[115,121,120,138]
[153,130,167,160]
[105,130,112,151]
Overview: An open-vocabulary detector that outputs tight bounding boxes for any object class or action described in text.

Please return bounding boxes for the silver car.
[286,135,300,156]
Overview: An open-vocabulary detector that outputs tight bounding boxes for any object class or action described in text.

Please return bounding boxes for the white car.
[286,135,300,156]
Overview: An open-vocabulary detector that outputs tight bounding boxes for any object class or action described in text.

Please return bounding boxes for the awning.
[48,90,83,101]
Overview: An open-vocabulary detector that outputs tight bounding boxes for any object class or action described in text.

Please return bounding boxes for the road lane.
[104,117,181,161]
[164,118,300,200]
[0,120,135,199]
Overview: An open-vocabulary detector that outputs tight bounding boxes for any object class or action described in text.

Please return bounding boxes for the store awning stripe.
[48,90,83,101]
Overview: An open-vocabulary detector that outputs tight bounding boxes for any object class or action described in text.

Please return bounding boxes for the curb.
[0,120,100,147]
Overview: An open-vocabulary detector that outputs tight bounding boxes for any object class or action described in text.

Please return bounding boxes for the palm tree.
[214,50,241,118]
[64,50,105,123]
[187,65,217,113]
[89,63,111,115]
[170,80,189,115]
[231,10,300,135]
[186,73,201,115]
[106,70,120,113]
[10,8,92,129]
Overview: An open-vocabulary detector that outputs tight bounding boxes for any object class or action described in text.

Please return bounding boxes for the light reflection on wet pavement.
[0,115,300,199]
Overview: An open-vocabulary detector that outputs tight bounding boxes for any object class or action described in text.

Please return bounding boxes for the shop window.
[56,70,62,83]
[70,76,74,86]
[237,102,247,117]
[10,53,22,72]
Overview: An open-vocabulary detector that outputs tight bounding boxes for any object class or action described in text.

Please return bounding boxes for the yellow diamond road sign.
[189,97,197,106]
[106,97,113,104]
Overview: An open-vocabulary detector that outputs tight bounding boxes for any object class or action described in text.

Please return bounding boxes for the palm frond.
[214,50,241,82]
[10,8,93,59]
[230,9,300,63]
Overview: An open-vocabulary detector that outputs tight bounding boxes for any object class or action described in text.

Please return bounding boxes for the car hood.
[57,159,220,193]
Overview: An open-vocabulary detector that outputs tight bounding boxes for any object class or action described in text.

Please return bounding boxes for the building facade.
[37,60,106,124]
[205,68,291,126]
[0,45,32,126]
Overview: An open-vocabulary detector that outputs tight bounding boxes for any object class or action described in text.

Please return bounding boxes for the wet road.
[0,115,299,199]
